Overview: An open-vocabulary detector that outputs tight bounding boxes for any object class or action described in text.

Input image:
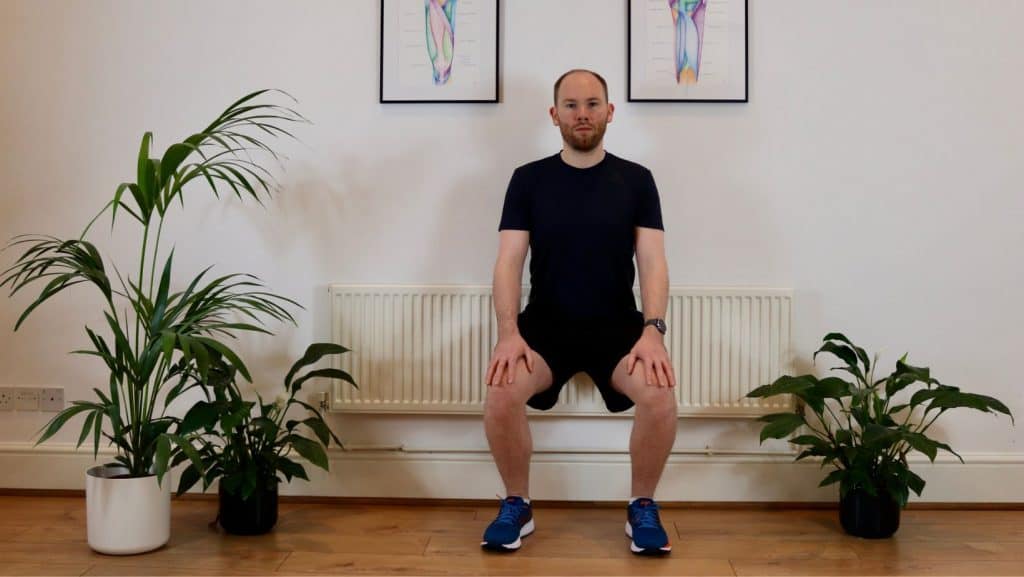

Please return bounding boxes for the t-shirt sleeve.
[498,168,531,231]
[636,168,664,230]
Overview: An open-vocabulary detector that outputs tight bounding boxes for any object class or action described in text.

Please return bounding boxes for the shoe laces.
[496,497,525,525]
[631,499,662,529]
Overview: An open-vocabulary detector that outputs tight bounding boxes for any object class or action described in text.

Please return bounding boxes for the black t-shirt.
[498,152,664,322]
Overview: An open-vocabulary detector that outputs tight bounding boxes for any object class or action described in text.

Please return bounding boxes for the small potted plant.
[1,90,303,554]
[161,343,356,535]
[747,333,1013,538]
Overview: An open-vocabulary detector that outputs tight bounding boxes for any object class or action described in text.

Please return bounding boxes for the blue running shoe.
[626,498,671,555]
[481,496,534,551]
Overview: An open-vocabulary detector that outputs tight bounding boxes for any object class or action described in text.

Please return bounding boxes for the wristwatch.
[644,318,667,335]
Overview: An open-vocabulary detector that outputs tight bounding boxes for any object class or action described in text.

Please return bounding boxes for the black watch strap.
[644,318,667,335]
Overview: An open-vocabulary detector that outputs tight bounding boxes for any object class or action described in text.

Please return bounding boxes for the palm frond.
[1,236,113,329]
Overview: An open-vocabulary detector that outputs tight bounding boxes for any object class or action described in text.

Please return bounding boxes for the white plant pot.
[85,465,171,555]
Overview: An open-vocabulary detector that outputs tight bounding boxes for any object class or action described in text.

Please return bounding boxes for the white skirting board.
[1,443,1022,503]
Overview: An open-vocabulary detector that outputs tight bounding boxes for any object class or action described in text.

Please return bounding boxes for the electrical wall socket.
[40,387,64,412]
[14,388,40,411]
[0,389,12,411]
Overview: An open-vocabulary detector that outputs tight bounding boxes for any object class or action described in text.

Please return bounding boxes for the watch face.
[647,319,667,334]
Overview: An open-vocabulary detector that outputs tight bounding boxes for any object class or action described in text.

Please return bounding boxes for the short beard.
[559,121,606,153]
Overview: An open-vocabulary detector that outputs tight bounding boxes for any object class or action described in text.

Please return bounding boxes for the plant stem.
[916,409,944,435]
[137,223,149,358]
[149,216,164,299]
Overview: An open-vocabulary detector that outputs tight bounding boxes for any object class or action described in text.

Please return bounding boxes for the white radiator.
[328,285,794,417]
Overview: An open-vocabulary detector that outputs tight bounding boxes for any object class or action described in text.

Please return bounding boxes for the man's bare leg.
[484,357,554,498]
[611,358,678,497]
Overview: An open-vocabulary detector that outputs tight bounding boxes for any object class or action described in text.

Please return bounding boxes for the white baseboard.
[2,443,1021,503]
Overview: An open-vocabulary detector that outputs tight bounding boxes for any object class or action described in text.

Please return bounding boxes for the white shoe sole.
[625,521,672,554]
[482,518,535,551]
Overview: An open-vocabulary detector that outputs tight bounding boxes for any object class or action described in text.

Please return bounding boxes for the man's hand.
[626,328,676,387]
[486,333,536,387]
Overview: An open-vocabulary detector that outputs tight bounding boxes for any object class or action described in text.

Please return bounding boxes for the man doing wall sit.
[482,69,678,556]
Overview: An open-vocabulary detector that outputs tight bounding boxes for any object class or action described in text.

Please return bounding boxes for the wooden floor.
[1,497,1023,576]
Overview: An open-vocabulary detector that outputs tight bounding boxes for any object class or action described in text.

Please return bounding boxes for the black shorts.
[517,306,645,413]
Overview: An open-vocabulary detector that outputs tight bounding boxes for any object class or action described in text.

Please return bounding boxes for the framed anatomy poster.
[380,0,500,103]
[628,0,748,102]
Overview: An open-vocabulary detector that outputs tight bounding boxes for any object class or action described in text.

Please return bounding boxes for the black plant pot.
[839,488,900,538]
[218,481,279,535]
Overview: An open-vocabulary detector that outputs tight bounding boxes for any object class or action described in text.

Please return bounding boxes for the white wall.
[1,0,1021,501]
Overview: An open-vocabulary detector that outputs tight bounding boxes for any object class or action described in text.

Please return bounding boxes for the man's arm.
[629,226,676,387]
[486,230,536,386]
[493,230,529,339]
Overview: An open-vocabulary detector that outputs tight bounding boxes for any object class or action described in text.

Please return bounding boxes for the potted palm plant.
[1,90,304,554]
[163,343,356,535]
[747,333,1013,538]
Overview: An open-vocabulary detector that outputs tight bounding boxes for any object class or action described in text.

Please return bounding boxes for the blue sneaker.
[625,498,671,555]
[481,496,534,551]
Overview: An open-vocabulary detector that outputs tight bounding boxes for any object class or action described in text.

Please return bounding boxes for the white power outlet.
[0,389,13,411]
[14,388,40,411]
[40,387,64,412]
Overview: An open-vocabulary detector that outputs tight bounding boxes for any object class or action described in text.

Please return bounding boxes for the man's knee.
[632,383,678,418]
[485,360,540,413]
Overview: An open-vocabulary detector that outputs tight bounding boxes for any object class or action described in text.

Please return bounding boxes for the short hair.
[553,69,609,105]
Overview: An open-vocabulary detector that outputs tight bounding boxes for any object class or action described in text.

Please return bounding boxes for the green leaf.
[286,435,329,471]
[848,468,877,496]
[832,365,868,387]
[290,368,357,394]
[822,333,871,373]
[787,434,825,446]
[814,377,853,399]
[906,469,926,496]
[895,357,931,383]
[292,399,344,447]
[154,435,171,484]
[909,388,943,409]
[148,251,175,334]
[159,142,196,186]
[801,376,853,416]
[137,132,156,217]
[819,469,845,487]
[36,402,96,445]
[756,413,806,443]
[885,374,919,398]
[927,390,1014,423]
[92,405,104,459]
[301,417,334,447]
[277,456,309,482]
[747,375,816,400]
[178,401,221,435]
[175,463,203,497]
[861,424,899,449]
[902,431,939,462]
[250,416,280,440]
[192,337,252,383]
[76,412,97,449]
[220,402,254,434]
[888,403,910,415]
[834,429,853,446]
[165,434,205,479]
[284,343,350,390]
[814,341,859,371]
[934,439,964,463]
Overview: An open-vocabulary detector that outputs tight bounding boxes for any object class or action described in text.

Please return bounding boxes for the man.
[481,69,677,556]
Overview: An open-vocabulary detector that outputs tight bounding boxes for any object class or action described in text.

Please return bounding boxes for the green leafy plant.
[161,343,356,499]
[747,332,1013,506]
[1,90,306,477]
